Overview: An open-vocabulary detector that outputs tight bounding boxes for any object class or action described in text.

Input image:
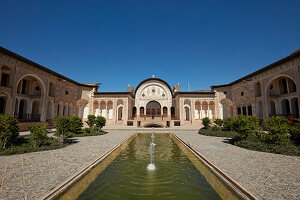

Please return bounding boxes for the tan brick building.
[0,46,299,129]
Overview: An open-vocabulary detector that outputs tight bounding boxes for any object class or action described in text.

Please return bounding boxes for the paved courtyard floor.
[0,129,299,200]
[174,131,300,200]
[0,130,133,200]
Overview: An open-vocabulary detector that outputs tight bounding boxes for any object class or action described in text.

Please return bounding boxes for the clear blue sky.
[0,0,299,92]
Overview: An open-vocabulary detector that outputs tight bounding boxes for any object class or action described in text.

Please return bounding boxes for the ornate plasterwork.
[135,80,172,108]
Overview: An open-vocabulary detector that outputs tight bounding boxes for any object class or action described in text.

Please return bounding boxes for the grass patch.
[0,137,73,156]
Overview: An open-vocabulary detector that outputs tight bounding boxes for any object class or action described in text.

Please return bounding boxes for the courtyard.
[0,129,299,200]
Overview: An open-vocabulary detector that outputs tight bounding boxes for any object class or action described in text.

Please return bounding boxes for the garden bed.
[0,137,72,156]
[67,130,107,137]
[198,115,300,157]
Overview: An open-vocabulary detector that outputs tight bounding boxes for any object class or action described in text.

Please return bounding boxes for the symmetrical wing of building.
[0,46,299,129]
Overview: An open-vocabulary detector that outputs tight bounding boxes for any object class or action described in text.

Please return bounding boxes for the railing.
[15,114,41,122]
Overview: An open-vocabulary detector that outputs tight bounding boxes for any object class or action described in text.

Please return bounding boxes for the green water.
[76,134,231,200]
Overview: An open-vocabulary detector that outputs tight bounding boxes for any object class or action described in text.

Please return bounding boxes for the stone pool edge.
[39,133,137,200]
[172,133,260,200]
[40,132,260,200]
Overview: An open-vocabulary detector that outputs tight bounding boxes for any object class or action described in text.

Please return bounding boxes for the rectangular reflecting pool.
[55,133,244,200]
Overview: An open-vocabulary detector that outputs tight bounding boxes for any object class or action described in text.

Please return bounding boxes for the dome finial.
[152,75,155,78]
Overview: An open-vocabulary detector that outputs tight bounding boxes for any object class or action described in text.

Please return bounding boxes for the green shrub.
[54,116,70,144]
[290,127,300,145]
[214,119,223,127]
[69,116,83,134]
[223,117,235,131]
[264,116,294,145]
[202,117,211,129]
[86,115,96,129]
[83,127,92,134]
[231,115,261,139]
[95,116,106,130]
[0,114,19,149]
[210,125,221,132]
[28,123,49,147]
[294,118,300,123]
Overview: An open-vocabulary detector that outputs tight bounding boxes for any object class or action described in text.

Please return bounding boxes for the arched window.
[254,82,261,97]
[163,107,167,116]
[171,107,175,118]
[202,101,208,118]
[0,96,6,114]
[63,103,69,117]
[281,99,290,116]
[132,107,137,117]
[157,108,161,115]
[93,101,99,116]
[184,106,190,121]
[267,76,297,117]
[0,66,11,87]
[291,98,299,118]
[68,103,73,117]
[256,101,263,119]
[184,99,191,120]
[140,107,144,117]
[57,102,63,116]
[117,100,124,120]
[18,99,27,120]
[270,101,276,116]
[146,101,161,116]
[237,107,241,115]
[31,100,40,121]
[117,106,123,120]
[195,101,201,119]
[47,101,54,120]
[209,101,215,119]
[49,83,56,97]
[100,101,106,118]
[107,101,113,119]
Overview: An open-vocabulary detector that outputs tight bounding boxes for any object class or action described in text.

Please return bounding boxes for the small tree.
[54,116,70,144]
[69,116,83,134]
[86,115,96,129]
[0,114,19,149]
[95,116,106,131]
[202,117,211,129]
[214,119,223,127]
[29,123,49,147]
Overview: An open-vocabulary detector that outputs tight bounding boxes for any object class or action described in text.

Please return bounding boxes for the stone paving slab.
[174,131,300,200]
[0,130,133,200]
